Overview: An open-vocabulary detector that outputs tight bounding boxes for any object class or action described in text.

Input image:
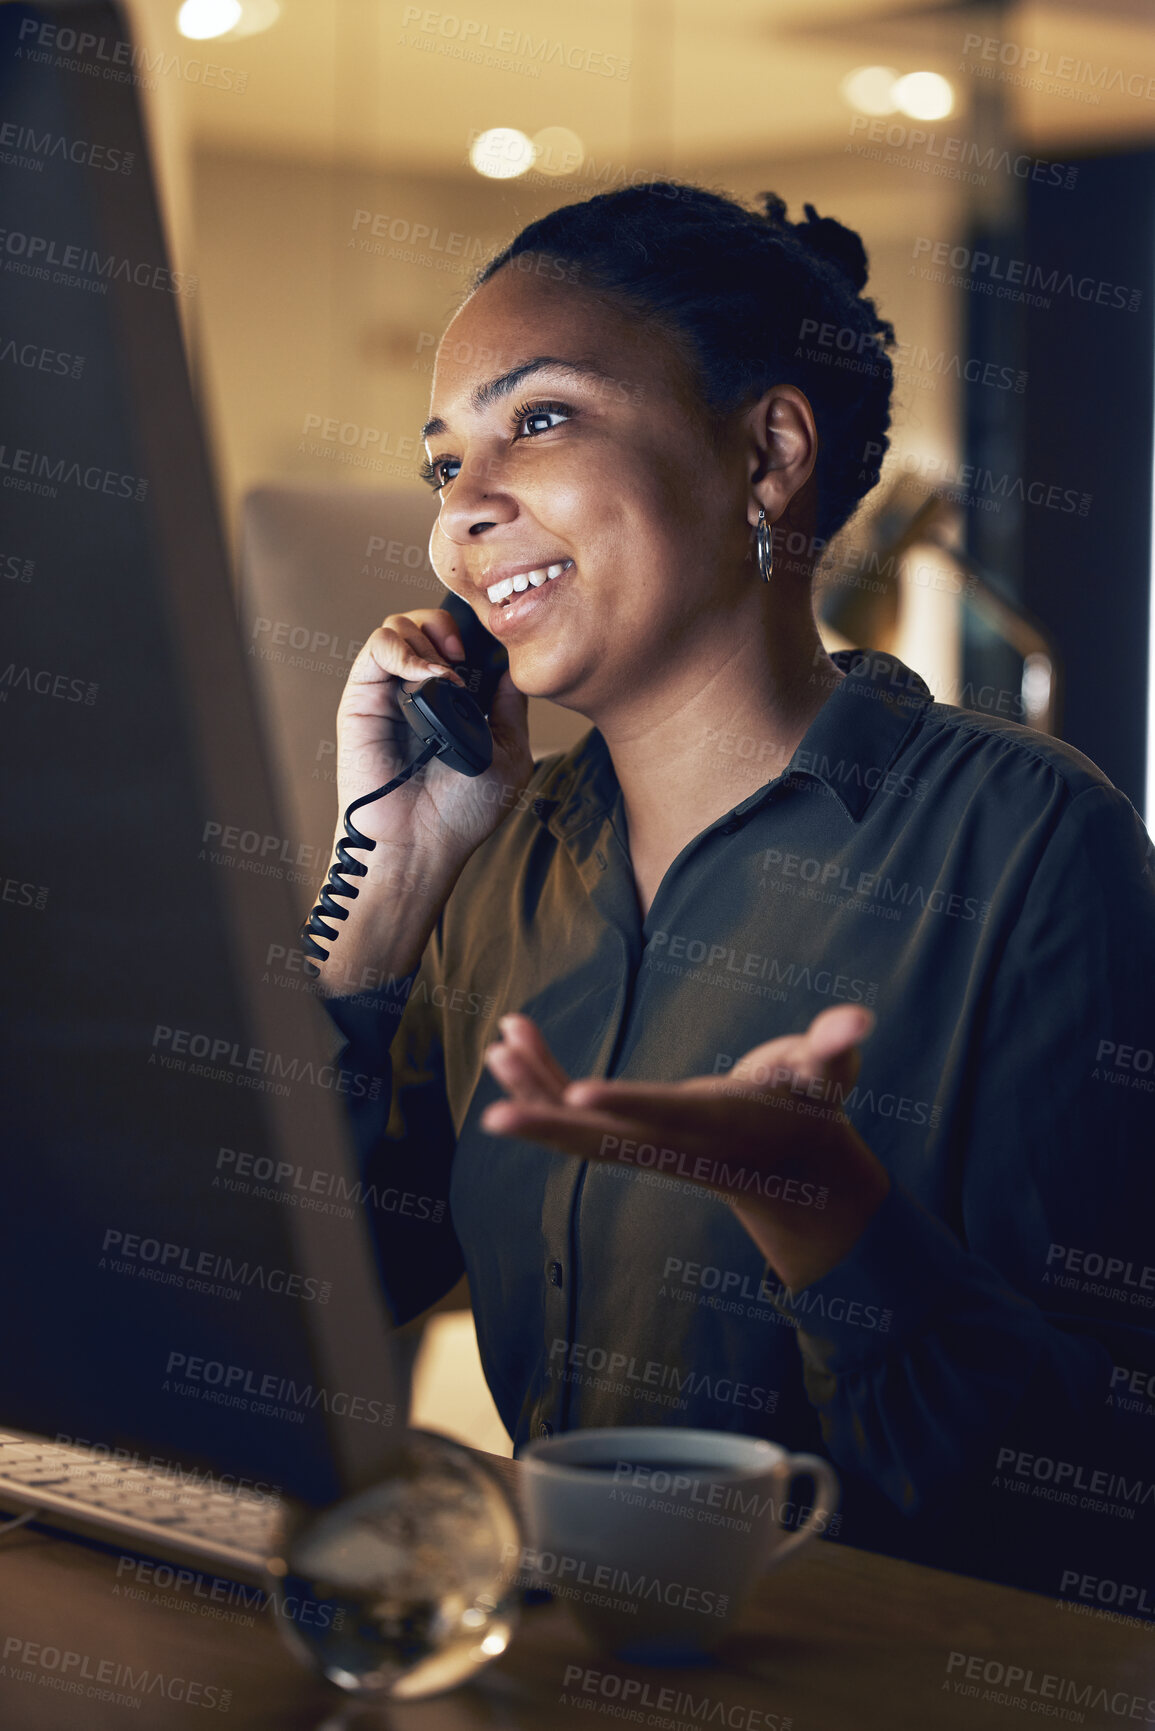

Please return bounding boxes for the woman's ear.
[745,385,818,529]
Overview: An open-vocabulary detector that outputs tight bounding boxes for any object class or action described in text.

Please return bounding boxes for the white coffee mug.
[518,1427,839,1660]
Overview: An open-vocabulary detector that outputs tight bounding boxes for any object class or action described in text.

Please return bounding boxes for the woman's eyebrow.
[421,356,615,442]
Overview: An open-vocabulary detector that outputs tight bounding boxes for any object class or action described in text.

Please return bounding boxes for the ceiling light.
[177,0,242,40]
[530,127,584,178]
[840,66,899,116]
[469,128,536,180]
[893,71,954,121]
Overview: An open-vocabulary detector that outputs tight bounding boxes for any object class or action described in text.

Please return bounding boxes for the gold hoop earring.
[754,507,774,582]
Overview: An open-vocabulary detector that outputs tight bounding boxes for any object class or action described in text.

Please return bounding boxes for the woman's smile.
[482,558,577,636]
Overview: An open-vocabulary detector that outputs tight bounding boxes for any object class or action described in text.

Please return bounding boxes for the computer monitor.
[0,0,404,1508]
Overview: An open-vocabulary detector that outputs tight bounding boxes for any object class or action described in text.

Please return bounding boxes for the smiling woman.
[311,180,1155,1599]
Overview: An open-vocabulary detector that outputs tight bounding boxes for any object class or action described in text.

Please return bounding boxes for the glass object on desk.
[266,1429,522,1701]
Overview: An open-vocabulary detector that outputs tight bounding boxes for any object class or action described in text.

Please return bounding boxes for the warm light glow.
[1147,279,1155,832]
[469,128,536,180]
[177,0,242,40]
[1021,653,1053,728]
[228,0,281,36]
[479,1631,509,1656]
[893,71,954,120]
[840,66,899,116]
[531,126,584,177]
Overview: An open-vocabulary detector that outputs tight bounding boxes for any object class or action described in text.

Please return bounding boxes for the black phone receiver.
[299,589,509,972]
[396,589,509,777]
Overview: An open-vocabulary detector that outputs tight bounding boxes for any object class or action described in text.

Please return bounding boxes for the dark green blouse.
[324,647,1155,1592]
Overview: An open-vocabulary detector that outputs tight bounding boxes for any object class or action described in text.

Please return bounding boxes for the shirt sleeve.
[778,783,1155,1569]
[321,923,466,1327]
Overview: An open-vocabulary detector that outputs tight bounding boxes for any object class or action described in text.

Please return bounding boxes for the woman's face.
[424,262,762,714]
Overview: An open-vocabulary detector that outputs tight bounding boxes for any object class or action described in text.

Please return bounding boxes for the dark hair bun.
[757,192,869,292]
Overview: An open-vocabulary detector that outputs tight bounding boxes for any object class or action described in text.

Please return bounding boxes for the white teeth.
[486,560,572,603]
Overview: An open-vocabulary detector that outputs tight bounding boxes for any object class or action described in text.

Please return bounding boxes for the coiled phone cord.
[299,739,438,976]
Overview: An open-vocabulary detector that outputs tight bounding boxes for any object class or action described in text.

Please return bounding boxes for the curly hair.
[472,181,896,546]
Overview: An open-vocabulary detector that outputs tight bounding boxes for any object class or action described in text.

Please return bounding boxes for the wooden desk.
[1,1453,1152,1730]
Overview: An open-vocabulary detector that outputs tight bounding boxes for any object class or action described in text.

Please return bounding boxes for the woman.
[313,184,1155,1594]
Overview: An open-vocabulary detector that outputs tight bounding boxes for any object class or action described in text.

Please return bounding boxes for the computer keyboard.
[0,1429,285,1582]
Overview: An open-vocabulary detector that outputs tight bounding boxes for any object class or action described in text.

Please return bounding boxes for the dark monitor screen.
[0,0,401,1508]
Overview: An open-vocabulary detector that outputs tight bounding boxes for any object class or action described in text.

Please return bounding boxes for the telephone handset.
[395,588,509,776]
[300,589,510,974]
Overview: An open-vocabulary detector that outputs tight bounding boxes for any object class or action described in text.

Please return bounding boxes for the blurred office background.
[124,0,1155,1453]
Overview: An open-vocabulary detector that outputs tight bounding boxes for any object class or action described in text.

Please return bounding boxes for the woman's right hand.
[332,605,535,876]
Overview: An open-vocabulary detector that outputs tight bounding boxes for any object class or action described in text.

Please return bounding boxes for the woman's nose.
[436,449,518,542]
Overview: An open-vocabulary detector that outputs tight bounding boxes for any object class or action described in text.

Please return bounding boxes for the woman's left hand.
[479,1005,892,1292]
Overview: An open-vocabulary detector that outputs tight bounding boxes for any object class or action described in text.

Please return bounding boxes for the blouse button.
[538,1420,554,1438]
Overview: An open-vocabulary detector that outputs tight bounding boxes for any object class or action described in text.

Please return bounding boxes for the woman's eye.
[512,400,572,439]
[519,408,568,436]
[420,402,570,490]
[420,456,460,491]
